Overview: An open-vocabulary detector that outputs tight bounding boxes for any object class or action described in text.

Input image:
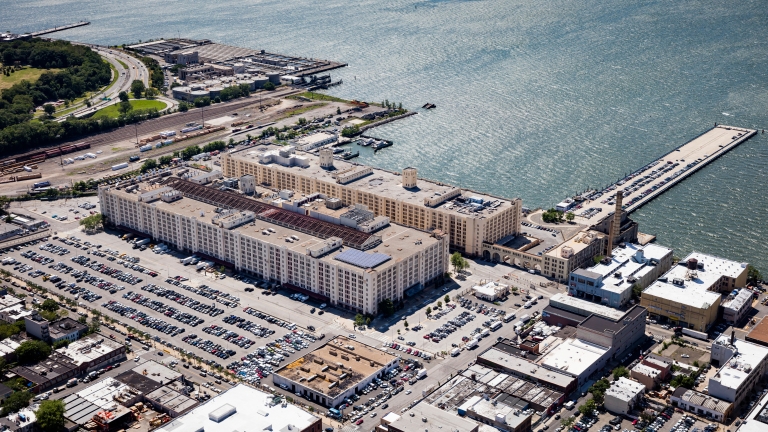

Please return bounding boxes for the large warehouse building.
[99,177,448,315]
[221,145,522,255]
[641,252,749,332]
[273,336,398,408]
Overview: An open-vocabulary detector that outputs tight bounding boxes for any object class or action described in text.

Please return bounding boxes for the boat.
[372,141,393,150]
[332,147,345,154]
[358,138,374,146]
[341,150,359,160]
[422,103,436,109]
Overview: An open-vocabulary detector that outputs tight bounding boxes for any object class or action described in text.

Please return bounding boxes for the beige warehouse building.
[221,146,522,255]
[641,252,748,332]
[99,178,448,315]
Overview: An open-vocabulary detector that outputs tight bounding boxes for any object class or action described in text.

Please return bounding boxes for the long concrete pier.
[572,125,757,224]
[25,21,90,38]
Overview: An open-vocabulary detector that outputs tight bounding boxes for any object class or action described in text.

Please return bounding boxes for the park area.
[91,99,167,119]
[0,66,60,90]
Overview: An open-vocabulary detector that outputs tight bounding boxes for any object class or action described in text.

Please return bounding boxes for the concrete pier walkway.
[574,125,756,224]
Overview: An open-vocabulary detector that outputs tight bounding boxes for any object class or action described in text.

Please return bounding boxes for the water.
[4,0,768,271]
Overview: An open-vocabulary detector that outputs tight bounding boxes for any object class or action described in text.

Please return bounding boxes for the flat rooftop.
[390,403,478,432]
[156,384,319,432]
[146,384,198,414]
[0,338,21,357]
[546,230,605,260]
[549,293,626,321]
[643,251,746,309]
[112,180,441,270]
[227,145,517,217]
[711,334,768,390]
[631,363,660,379]
[57,335,124,366]
[0,294,23,309]
[539,338,609,377]
[746,316,768,347]
[275,336,395,398]
[478,347,575,389]
[722,289,753,311]
[48,317,88,340]
[586,243,672,293]
[606,377,644,402]
[738,388,768,432]
[76,377,136,411]
[131,360,182,384]
[13,353,77,384]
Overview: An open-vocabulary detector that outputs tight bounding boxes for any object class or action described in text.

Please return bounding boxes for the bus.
[490,321,503,331]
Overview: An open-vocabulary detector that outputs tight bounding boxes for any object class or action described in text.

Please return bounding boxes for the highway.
[56,45,174,121]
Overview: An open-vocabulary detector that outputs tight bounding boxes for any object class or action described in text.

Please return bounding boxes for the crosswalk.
[364,332,391,344]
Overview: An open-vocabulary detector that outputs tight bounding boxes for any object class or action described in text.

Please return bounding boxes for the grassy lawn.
[116,59,129,70]
[290,91,350,103]
[91,99,167,119]
[0,66,60,90]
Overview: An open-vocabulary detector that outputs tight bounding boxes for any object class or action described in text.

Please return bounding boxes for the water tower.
[402,167,417,188]
[319,148,334,169]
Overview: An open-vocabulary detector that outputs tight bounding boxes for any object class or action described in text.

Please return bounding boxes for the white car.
[405,390,412,395]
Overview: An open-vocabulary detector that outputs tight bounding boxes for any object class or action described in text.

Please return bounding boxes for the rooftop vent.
[208,404,236,422]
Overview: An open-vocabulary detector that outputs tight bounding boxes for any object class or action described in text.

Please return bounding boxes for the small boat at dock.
[342,150,359,160]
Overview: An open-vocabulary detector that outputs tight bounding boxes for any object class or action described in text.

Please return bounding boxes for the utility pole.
[134,122,140,147]
[201,105,205,127]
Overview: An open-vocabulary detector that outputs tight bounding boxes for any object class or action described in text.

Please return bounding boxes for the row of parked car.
[102,300,186,336]
[121,291,205,326]
[164,278,238,311]
[202,324,256,349]
[182,334,237,359]
[143,283,225,317]
[71,255,144,285]
[222,315,277,339]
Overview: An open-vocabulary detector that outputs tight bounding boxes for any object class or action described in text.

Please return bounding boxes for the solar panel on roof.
[334,249,391,268]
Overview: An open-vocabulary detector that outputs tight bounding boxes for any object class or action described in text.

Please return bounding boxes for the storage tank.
[139,144,153,152]
[687,258,699,270]
[190,90,210,100]
[267,73,280,84]
[252,76,268,88]
[238,80,255,91]
[171,86,192,100]
[208,86,224,98]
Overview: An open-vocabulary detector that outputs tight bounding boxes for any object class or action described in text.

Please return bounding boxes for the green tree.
[89,316,100,334]
[336,107,341,115]
[158,155,173,166]
[561,417,575,428]
[450,252,468,273]
[118,91,129,103]
[437,301,442,308]
[43,104,55,117]
[35,399,66,432]
[426,307,432,315]
[140,158,158,173]
[378,299,395,317]
[565,212,575,222]
[341,125,360,138]
[542,208,564,223]
[263,82,275,91]
[612,366,629,380]
[354,314,366,327]
[444,294,450,303]
[578,398,597,416]
[403,320,409,328]
[631,284,643,301]
[178,101,189,112]
[52,339,70,349]
[118,100,133,115]
[45,188,60,199]
[747,265,763,285]
[39,299,59,313]
[15,340,52,364]
[79,213,104,231]
[2,390,32,415]
[131,80,146,99]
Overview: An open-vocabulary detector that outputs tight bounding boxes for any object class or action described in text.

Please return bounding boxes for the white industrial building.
[721,289,754,325]
[472,281,509,301]
[708,333,768,409]
[568,243,672,308]
[156,384,321,432]
[670,388,733,423]
[604,377,644,415]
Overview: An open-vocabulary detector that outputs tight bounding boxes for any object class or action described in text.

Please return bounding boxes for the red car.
[356,419,364,425]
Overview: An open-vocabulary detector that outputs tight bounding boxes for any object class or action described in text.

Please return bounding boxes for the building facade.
[604,378,644,415]
[670,388,733,423]
[99,179,448,315]
[221,146,522,256]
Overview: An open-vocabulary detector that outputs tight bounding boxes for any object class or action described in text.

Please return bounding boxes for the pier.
[571,125,757,224]
[24,21,90,38]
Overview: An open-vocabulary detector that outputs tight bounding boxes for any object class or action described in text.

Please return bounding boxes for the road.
[55,46,152,122]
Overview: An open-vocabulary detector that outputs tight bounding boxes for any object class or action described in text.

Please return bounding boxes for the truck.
[503,313,516,323]
[66,378,78,387]
[180,256,195,265]
[480,328,490,338]
[524,301,533,308]
[681,327,709,341]
[196,261,213,270]
[329,408,341,418]
[134,238,151,247]
[416,368,427,379]
[466,338,479,349]
[519,314,531,323]
[490,321,503,331]
[450,348,460,357]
